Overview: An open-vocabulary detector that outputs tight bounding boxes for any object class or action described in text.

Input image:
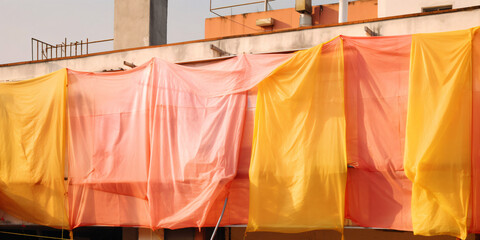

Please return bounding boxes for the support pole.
[339,0,348,23]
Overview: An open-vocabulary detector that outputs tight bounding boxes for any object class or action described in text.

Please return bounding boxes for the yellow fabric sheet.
[0,69,69,228]
[247,37,347,233]
[404,29,473,239]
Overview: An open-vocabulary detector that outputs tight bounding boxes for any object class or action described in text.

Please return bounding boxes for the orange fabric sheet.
[470,28,480,233]
[343,35,412,230]
[405,29,473,239]
[67,55,291,229]
[68,62,153,228]
[247,38,347,233]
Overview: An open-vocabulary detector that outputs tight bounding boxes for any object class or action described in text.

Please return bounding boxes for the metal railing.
[31,38,113,61]
[209,0,275,17]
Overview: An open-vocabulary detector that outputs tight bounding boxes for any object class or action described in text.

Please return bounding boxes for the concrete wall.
[114,0,151,49]
[378,0,480,17]
[114,0,167,50]
[1,8,480,81]
[150,0,168,46]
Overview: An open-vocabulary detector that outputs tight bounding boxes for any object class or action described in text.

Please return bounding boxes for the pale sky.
[0,0,335,64]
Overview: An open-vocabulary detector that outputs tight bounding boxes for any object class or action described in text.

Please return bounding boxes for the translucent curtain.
[0,69,69,229]
[147,55,290,229]
[203,89,257,227]
[67,55,291,229]
[405,29,473,239]
[247,38,347,233]
[343,35,412,230]
[146,59,247,229]
[470,27,480,233]
[68,61,153,228]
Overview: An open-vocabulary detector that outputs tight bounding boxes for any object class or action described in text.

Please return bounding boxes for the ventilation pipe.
[339,0,348,23]
[296,0,312,27]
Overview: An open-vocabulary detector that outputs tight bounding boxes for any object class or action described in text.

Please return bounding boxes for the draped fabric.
[67,55,291,229]
[0,69,69,229]
[4,28,480,236]
[343,35,412,230]
[247,38,347,233]
[404,29,473,239]
[204,90,257,226]
[471,27,480,233]
[68,62,153,228]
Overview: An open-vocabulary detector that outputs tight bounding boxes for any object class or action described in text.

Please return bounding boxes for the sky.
[0,0,335,64]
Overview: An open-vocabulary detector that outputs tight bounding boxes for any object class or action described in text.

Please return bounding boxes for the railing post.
[29,37,112,60]
[65,38,67,57]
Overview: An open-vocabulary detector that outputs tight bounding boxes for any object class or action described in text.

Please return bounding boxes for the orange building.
[205,0,378,39]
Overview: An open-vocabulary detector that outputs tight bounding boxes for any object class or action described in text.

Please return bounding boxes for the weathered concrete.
[150,0,168,46]
[1,8,480,81]
[114,0,150,50]
[114,0,167,50]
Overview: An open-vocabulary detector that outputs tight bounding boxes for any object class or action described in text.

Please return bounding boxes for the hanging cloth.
[0,69,69,229]
[343,35,412,230]
[471,27,480,233]
[404,29,473,239]
[247,37,347,233]
[67,54,291,229]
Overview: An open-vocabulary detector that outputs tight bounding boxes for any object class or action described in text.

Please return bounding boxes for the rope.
[0,230,69,240]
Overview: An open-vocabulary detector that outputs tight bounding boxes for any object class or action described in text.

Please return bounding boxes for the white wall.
[378,0,480,18]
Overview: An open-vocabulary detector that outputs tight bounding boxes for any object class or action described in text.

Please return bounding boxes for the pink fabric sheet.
[343,35,413,231]
[67,54,291,229]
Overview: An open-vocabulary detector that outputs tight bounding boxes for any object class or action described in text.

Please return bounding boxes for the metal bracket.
[123,61,137,68]
[364,26,380,36]
[210,44,231,56]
